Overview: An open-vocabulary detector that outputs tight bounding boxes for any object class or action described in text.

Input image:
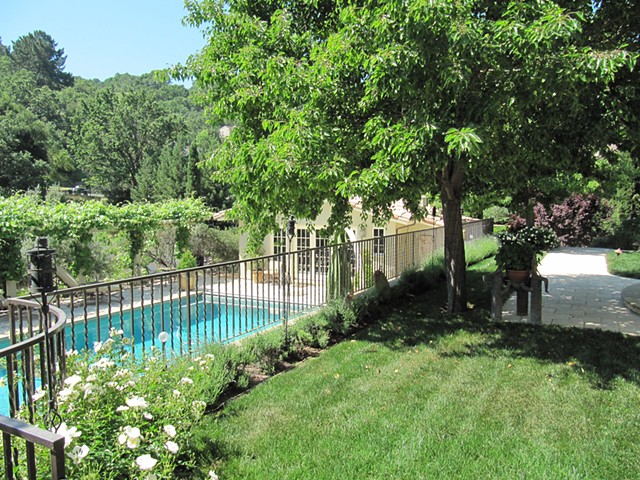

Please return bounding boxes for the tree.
[0,38,8,56]
[0,56,54,195]
[179,0,634,313]
[10,30,73,90]
[72,88,183,202]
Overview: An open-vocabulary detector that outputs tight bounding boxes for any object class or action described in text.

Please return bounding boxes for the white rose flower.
[119,426,141,449]
[64,375,82,388]
[55,422,82,447]
[67,444,89,464]
[89,357,115,370]
[165,440,179,454]
[126,396,149,409]
[163,424,176,438]
[57,388,75,404]
[135,454,158,471]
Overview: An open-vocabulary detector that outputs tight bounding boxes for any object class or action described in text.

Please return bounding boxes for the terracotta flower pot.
[506,269,531,283]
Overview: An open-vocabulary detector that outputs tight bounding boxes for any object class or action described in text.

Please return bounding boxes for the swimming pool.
[63,294,289,354]
[0,295,303,415]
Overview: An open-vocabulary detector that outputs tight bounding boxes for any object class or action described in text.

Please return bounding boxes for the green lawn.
[192,263,640,479]
[607,250,640,279]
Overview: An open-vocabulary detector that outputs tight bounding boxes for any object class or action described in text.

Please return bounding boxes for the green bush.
[21,331,238,479]
[238,329,286,374]
[290,315,331,350]
[178,250,198,269]
[482,206,511,224]
[208,227,240,264]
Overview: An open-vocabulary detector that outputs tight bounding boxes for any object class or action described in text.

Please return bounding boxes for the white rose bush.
[20,328,237,479]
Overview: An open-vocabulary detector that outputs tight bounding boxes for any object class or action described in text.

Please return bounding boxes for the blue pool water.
[1,295,298,415]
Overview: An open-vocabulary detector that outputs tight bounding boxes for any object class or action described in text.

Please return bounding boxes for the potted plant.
[178,250,198,291]
[495,225,558,282]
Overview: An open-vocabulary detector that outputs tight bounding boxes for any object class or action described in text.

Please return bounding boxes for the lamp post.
[285,216,296,346]
[26,237,59,424]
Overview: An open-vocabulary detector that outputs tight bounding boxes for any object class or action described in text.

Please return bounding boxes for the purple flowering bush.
[535,194,611,247]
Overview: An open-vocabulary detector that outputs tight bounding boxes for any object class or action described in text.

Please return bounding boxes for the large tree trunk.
[440,159,467,314]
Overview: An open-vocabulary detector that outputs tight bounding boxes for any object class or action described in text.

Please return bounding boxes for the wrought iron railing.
[1,414,65,480]
[0,299,67,479]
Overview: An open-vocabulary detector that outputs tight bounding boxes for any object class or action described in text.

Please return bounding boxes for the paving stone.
[501,247,640,333]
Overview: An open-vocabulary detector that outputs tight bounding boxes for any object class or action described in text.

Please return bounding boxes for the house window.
[373,228,385,255]
[297,228,311,273]
[273,229,286,255]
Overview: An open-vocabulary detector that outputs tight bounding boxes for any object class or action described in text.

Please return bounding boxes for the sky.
[1,0,206,83]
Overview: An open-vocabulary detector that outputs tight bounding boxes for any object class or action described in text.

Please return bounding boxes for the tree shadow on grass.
[358,274,640,391]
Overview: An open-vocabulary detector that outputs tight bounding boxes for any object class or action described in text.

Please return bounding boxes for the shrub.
[495,226,558,271]
[178,250,198,269]
[506,214,527,231]
[207,227,240,264]
[290,315,331,350]
[22,331,238,479]
[482,206,511,224]
[189,225,240,265]
[239,330,286,374]
[535,194,611,246]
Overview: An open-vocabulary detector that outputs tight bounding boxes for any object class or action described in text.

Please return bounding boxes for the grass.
[190,253,640,479]
[607,250,640,279]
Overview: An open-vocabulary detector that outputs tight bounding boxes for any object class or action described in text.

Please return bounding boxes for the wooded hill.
[0,30,231,209]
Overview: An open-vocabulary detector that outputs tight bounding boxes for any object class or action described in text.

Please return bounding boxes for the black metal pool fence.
[2,220,491,413]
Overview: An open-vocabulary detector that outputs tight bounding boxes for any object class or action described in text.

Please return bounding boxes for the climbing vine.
[0,194,212,287]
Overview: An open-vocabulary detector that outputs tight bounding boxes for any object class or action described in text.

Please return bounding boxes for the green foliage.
[71,88,183,202]
[290,315,331,350]
[179,0,636,314]
[238,330,286,375]
[10,30,73,90]
[0,194,40,283]
[178,250,198,270]
[482,206,511,224]
[0,32,230,204]
[596,150,640,249]
[464,236,500,266]
[327,237,353,301]
[495,226,558,271]
[0,195,211,284]
[360,247,374,290]
[190,225,240,264]
[20,331,238,479]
